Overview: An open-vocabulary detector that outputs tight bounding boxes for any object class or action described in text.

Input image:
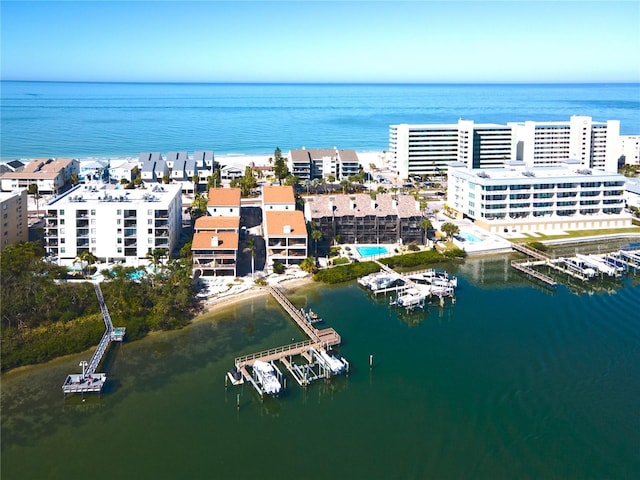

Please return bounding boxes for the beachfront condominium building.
[620,135,640,166]
[138,151,216,192]
[447,160,631,234]
[287,148,361,181]
[191,187,241,277]
[262,185,308,265]
[43,183,182,266]
[304,193,424,245]
[508,116,620,172]
[0,158,80,195]
[0,189,28,252]
[390,116,622,180]
[389,120,512,179]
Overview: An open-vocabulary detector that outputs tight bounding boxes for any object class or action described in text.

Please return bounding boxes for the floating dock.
[62,282,125,396]
[511,243,638,286]
[228,285,348,397]
[358,261,457,309]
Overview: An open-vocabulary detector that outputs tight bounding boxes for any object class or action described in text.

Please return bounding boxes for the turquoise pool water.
[356,245,389,257]
[127,270,145,280]
[458,232,483,243]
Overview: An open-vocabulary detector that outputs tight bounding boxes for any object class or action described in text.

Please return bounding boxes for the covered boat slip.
[227,285,349,397]
[510,243,640,286]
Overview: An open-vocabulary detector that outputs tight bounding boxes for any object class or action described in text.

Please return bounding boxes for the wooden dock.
[62,282,126,396]
[231,285,346,396]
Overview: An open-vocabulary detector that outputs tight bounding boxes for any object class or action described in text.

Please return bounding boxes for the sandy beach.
[212,150,388,171]
[197,274,316,319]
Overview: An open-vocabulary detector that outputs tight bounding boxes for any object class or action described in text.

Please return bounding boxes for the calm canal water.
[2,256,639,479]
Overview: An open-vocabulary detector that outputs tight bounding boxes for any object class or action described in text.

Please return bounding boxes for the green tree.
[273,147,289,183]
[440,222,460,239]
[300,256,317,274]
[74,250,98,278]
[420,217,433,245]
[311,228,322,260]
[246,237,256,279]
[284,174,299,187]
[192,173,199,194]
[27,183,40,217]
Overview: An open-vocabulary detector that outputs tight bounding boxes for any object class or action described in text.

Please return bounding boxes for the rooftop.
[207,187,241,207]
[265,210,307,236]
[192,231,239,250]
[47,182,182,206]
[194,216,240,231]
[262,185,295,205]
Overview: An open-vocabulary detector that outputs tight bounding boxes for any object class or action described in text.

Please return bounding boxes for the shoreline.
[196,275,316,319]
[0,150,390,170]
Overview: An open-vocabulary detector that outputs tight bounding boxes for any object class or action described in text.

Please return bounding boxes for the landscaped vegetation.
[1,242,201,371]
[313,246,466,284]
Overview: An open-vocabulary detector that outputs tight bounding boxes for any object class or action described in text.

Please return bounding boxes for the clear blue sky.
[1,1,639,83]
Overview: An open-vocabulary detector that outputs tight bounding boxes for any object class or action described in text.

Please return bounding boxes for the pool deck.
[345,243,402,261]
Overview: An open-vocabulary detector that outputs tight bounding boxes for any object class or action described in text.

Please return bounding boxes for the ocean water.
[2,256,640,479]
[1,82,639,160]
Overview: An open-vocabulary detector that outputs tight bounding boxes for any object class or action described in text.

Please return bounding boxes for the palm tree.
[311,229,322,260]
[420,217,433,245]
[27,184,40,218]
[192,173,199,195]
[440,222,460,239]
[74,250,97,278]
[247,237,256,279]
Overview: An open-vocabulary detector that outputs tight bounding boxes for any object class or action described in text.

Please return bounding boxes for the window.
[60,247,66,253]
[117,209,122,215]
[90,209,96,215]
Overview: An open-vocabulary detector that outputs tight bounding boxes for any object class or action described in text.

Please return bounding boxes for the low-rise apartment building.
[447,161,632,234]
[262,185,308,265]
[0,189,28,252]
[304,193,424,245]
[192,215,240,277]
[43,183,182,266]
[192,187,242,277]
[0,158,80,195]
[287,147,361,181]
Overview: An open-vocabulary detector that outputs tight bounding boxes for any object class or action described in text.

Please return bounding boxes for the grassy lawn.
[509,227,640,243]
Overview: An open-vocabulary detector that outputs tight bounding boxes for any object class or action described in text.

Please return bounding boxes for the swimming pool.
[457,232,483,243]
[356,245,390,258]
[127,270,145,280]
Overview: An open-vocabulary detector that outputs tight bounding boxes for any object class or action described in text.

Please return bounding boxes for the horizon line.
[2,79,639,86]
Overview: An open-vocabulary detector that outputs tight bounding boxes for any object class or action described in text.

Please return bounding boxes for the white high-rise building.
[390,116,622,180]
[509,116,620,172]
[389,120,512,179]
[620,135,640,166]
[44,183,182,266]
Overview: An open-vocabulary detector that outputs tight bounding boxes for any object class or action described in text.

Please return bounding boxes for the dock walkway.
[62,282,125,396]
[231,285,345,396]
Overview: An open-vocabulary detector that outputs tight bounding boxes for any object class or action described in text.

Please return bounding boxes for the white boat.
[316,350,348,375]
[560,257,597,278]
[576,253,618,277]
[396,288,427,308]
[252,360,282,395]
[370,273,401,291]
[408,269,458,288]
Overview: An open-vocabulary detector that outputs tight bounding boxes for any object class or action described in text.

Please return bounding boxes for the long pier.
[62,282,125,396]
[231,285,346,396]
